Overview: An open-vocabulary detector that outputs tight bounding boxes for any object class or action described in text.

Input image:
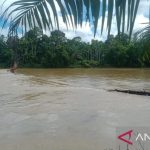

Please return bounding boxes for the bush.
[80,60,100,67]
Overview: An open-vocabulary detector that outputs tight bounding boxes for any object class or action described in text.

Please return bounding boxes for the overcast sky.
[0,0,149,42]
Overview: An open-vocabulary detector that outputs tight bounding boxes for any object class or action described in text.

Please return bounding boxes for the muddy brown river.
[0,68,150,150]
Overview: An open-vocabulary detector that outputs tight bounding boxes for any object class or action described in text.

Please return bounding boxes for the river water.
[0,68,150,150]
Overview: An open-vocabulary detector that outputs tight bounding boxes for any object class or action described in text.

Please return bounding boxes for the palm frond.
[134,25,150,42]
[0,0,144,37]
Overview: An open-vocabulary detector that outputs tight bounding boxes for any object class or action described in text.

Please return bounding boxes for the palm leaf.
[101,0,106,34]
[134,25,150,42]
[107,0,114,36]
[0,0,144,37]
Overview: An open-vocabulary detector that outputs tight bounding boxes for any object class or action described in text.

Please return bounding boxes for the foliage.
[134,25,150,66]
[0,35,13,67]
[0,29,149,68]
[1,0,144,37]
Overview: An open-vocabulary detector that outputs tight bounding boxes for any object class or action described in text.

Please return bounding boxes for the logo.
[118,130,133,145]
[116,127,150,149]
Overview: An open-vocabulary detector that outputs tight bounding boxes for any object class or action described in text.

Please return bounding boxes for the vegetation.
[1,0,143,37]
[0,28,149,68]
[0,0,149,68]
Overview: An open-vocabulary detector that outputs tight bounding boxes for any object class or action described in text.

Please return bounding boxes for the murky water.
[0,68,150,150]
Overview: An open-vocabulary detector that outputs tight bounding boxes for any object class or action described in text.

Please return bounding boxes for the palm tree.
[0,0,148,37]
[134,25,150,42]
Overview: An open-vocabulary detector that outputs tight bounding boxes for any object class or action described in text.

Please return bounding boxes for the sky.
[0,0,149,42]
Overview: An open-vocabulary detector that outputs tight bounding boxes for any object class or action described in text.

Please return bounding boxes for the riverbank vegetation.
[0,28,150,68]
[0,0,150,68]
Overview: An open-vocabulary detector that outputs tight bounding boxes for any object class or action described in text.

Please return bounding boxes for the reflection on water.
[0,68,150,150]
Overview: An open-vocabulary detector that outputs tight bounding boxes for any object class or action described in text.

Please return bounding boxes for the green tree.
[134,25,150,67]
[0,35,12,67]
[104,34,129,67]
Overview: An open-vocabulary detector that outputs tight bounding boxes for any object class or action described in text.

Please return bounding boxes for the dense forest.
[0,27,150,68]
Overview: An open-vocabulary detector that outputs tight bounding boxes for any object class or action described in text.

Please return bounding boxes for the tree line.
[0,27,150,68]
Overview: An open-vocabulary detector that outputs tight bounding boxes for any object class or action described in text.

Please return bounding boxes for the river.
[0,68,150,150]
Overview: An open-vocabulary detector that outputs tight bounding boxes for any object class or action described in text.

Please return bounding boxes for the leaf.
[107,0,114,36]
[0,0,142,38]
[101,0,107,34]
[91,0,100,36]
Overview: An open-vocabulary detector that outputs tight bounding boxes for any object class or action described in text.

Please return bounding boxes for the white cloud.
[51,0,149,42]
[133,14,149,32]
[138,0,149,17]
[0,27,9,36]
